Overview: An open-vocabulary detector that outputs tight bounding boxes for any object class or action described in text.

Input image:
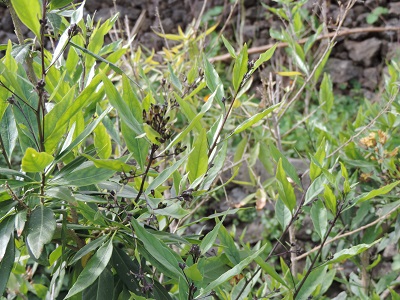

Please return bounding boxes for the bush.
[0,0,399,299]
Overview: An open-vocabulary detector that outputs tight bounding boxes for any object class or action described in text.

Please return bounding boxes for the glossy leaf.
[232,103,280,135]
[275,198,291,230]
[323,184,336,214]
[200,217,224,255]
[321,241,380,267]
[187,129,208,183]
[82,267,114,300]
[65,239,113,299]
[319,73,334,114]
[354,181,400,205]
[50,161,115,187]
[232,44,248,92]
[131,217,184,281]
[296,266,328,300]
[49,0,75,10]
[311,199,327,239]
[198,243,267,297]
[0,234,14,295]
[0,215,15,261]
[0,106,17,159]
[101,73,143,136]
[21,147,54,173]
[145,154,189,194]
[26,205,56,259]
[218,224,240,265]
[276,159,296,212]
[11,0,42,39]
[269,143,302,187]
[69,235,108,266]
[252,44,277,71]
[203,56,225,106]
[55,106,112,162]
[94,122,112,159]
[221,35,236,58]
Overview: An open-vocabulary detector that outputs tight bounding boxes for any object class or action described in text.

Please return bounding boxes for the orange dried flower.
[360,172,372,182]
[378,130,388,144]
[360,132,377,148]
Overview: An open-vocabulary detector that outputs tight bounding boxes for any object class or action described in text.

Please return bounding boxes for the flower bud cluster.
[143,103,172,144]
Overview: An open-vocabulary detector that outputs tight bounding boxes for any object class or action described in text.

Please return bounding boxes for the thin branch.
[210,26,400,62]
[294,203,400,262]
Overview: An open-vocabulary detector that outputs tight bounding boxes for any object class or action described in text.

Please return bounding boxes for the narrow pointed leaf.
[65,239,113,299]
[26,205,56,259]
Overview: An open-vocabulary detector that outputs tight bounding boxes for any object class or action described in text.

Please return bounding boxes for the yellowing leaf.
[276,71,303,76]
[22,148,54,173]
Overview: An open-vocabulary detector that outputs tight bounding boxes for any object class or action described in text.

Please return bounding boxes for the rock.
[344,38,382,67]
[361,67,380,90]
[389,2,400,15]
[326,58,363,83]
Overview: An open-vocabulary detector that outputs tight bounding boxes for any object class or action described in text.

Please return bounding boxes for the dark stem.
[293,203,344,298]
[133,144,158,203]
[235,193,306,300]
[0,133,13,169]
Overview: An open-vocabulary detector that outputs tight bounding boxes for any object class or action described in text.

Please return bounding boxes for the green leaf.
[82,267,114,300]
[101,73,143,136]
[187,129,208,183]
[233,103,280,135]
[198,243,267,297]
[168,64,182,92]
[94,122,112,159]
[319,73,334,113]
[311,199,327,239]
[221,35,236,58]
[130,218,184,281]
[296,266,328,300]
[69,235,108,266]
[49,0,75,10]
[121,122,149,170]
[232,44,248,92]
[203,56,225,106]
[252,44,277,71]
[0,106,17,159]
[309,138,326,181]
[218,224,240,265]
[254,255,288,288]
[0,215,15,261]
[304,175,326,205]
[111,247,143,295]
[269,143,302,187]
[200,217,224,255]
[321,240,380,267]
[0,234,14,295]
[65,239,113,299]
[21,147,54,173]
[276,159,296,212]
[55,106,112,162]
[323,184,336,214]
[354,181,400,205]
[26,205,56,259]
[50,161,115,187]
[145,154,189,194]
[11,0,42,39]
[82,154,132,173]
[184,264,203,282]
[275,198,291,230]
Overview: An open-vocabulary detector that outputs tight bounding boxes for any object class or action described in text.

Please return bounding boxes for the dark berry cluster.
[143,103,172,144]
